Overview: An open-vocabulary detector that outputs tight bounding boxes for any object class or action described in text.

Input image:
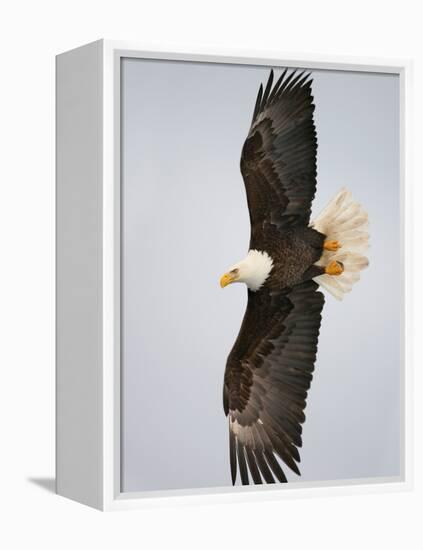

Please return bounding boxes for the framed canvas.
[56,40,412,510]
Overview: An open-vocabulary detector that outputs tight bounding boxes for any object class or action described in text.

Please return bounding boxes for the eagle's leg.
[325,260,344,276]
[302,260,344,282]
[324,239,341,251]
[302,265,325,281]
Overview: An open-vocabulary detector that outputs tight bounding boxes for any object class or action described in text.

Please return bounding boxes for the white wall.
[1,0,421,548]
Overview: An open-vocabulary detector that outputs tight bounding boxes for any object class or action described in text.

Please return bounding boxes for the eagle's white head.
[220,249,274,292]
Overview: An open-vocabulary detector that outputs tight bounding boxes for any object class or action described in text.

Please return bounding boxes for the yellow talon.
[324,239,342,252]
[325,260,344,276]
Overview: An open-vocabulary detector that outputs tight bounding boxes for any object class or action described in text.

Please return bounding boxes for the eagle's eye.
[230,268,239,275]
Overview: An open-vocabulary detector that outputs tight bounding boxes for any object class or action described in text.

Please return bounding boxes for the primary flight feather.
[219,69,369,485]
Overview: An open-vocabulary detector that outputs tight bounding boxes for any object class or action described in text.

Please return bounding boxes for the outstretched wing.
[223,281,324,484]
[241,69,317,249]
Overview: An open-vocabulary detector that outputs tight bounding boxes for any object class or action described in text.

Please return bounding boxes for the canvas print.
[121,59,400,492]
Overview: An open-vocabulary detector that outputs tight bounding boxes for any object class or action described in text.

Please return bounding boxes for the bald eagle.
[219,69,369,485]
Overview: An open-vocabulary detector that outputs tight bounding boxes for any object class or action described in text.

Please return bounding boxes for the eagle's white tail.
[311,188,369,301]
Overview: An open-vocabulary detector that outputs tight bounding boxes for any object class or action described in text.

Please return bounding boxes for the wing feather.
[254,450,275,483]
[224,281,324,485]
[241,69,317,248]
[245,446,263,484]
[264,450,287,483]
[237,440,250,485]
[229,426,237,485]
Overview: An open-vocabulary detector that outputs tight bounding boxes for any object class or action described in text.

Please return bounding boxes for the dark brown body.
[252,225,326,290]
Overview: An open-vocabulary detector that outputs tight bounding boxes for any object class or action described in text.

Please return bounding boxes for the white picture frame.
[56,39,413,511]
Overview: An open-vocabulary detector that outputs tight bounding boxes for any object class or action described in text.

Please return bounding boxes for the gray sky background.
[121,58,401,492]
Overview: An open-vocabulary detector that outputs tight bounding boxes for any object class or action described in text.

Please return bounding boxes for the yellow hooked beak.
[220,272,237,288]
